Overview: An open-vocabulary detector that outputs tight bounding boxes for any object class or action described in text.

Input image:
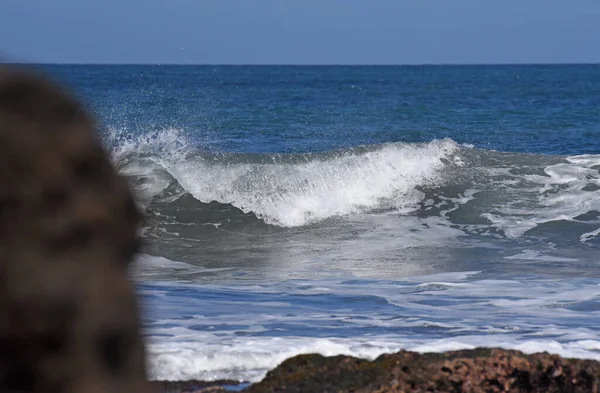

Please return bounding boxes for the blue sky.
[1,0,599,64]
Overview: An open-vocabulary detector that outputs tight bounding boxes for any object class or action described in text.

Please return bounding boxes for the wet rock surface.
[242,348,600,393]
[158,349,600,392]
[0,66,150,392]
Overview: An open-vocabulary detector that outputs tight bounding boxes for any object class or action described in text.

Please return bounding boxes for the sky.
[1,0,599,65]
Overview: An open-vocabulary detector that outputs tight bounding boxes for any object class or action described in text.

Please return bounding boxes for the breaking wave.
[107,128,600,242]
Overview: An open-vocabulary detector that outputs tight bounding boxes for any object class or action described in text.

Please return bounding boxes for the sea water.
[41,64,600,382]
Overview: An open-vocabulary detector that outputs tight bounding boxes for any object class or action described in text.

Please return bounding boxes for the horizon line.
[6,61,600,67]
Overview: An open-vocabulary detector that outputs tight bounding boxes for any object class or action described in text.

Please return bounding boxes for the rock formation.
[155,349,600,392]
[0,66,150,393]
[244,348,600,393]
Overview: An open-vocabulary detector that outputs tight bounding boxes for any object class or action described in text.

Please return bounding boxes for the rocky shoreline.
[156,348,600,393]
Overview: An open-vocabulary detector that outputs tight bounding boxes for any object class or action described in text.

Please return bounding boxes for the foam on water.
[139,266,600,382]
[110,130,600,382]
[108,128,461,226]
[53,65,600,387]
[109,128,600,245]
[146,336,600,382]
[166,139,460,227]
[107,127,190,208]
[146,338,402,382]
[482,154,600,239]
[130,254,235,280]
[503,250,579,262]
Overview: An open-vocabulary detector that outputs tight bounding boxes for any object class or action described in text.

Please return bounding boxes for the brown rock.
[0,66,151,392]
[245,348,600,393]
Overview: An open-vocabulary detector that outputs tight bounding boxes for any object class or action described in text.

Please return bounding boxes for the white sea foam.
[146,335,600,382]
[131,254,234,280]
[141,272,600,382]
[482,154,600,239]
[581,228,600,243]
[107,127,191,162]
[107,128,461,226]
[106,128,600,242]
[107,127,191,208]
[165,139,460,227]
[503,250,579,262]
[146,337,402,382]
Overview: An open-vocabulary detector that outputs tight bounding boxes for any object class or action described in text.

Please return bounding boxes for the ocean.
[40,64,600,382]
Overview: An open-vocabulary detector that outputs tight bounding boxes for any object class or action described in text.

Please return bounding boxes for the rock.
[0,66,151,392]
[245,348,600,393]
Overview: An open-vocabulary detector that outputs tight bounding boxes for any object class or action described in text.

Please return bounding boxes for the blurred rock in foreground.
[0,66,150,392]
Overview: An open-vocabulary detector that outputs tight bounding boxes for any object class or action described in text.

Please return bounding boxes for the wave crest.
[109,128,461,226]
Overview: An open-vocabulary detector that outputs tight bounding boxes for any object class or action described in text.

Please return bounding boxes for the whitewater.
[41,64,600,383]
[111,128,600,382]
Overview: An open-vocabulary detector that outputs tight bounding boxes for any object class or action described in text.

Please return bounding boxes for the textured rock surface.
[0,66,150,392]
[244,349,600,393]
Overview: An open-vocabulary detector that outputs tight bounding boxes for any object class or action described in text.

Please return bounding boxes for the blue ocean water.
[41,64,600,381]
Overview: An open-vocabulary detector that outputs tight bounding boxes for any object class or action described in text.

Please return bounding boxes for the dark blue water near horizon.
[38,64,600,155]
[32,64,600,382]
